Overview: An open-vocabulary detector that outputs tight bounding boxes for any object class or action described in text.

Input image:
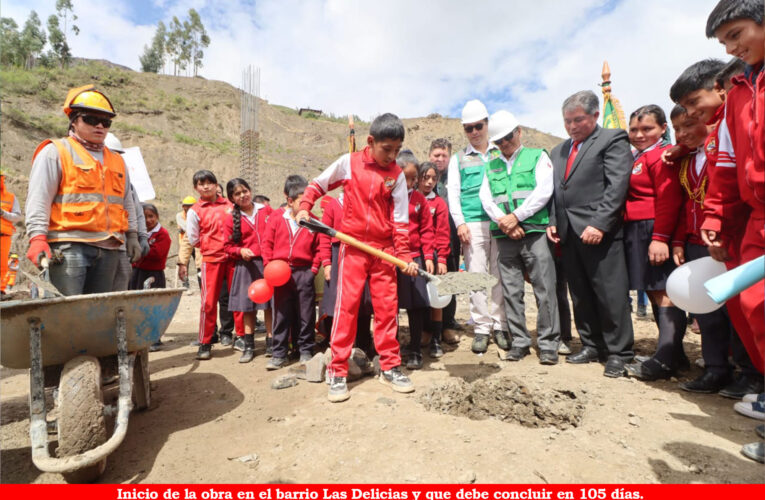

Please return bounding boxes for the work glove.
[26,234,52,267]
[126,231,142,263]
[139,234,150,258]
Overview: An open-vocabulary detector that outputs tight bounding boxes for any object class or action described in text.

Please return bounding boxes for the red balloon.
[248,279,273,304]
[264,259,291,287]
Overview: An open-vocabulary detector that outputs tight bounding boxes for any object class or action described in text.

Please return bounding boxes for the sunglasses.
[494,130,515,145]
[80,114,113,128]
[463,122,484,133]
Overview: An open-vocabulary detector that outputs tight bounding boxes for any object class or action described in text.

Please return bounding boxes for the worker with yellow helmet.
[177,195,199,288]
[25,85,140,295]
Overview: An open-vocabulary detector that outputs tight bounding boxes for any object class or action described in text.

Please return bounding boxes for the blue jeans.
[49,242,120,296]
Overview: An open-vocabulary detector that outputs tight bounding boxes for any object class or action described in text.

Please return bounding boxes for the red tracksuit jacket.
[624,143,682,243]
[300,146,411,262]
[187,196,231,263]
[318,195,343,268]
[222,205,272,260]
[262,208,321,274]
[425,191,450,264]
[407,189,435,260]
[134,225,171,271]
[671,149,709,248]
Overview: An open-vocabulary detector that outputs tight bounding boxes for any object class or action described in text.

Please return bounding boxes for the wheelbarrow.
[0,285,183,483]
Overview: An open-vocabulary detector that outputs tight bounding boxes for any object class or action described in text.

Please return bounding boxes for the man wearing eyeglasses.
[546,90,634,378]
[446,100,508,355]
[478,110,560,365]
[25,85,140,295]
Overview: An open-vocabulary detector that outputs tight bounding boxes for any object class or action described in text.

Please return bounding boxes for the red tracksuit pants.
[198,260,242,344]
[724,213,765,374]
[328,244,401,378]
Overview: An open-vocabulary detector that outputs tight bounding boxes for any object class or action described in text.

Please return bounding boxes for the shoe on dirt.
[219,332,233,346]
[379,366,414,393]
[266,356,287,371]
[299,352,313,364]
[405,352,423,370]
[196,343,212,360]
[328,376,350,402]
[149,340,163,352]
[233,336,245,352]
[471,334,490,354]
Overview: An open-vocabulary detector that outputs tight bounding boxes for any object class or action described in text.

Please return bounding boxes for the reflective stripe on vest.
[457,148,498,222]
[34,137,129,244]
[486,147,549,237]
[0,189,15,235]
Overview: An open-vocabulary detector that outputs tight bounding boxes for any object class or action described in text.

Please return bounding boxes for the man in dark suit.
[546,90,634,377]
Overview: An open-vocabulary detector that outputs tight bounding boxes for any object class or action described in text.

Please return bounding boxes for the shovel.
[298,218,497,308]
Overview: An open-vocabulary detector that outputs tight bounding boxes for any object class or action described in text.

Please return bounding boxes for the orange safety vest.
[0,177,16,236]
[32,137,129,243]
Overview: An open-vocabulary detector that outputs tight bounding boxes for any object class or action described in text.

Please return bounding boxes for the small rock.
[271,374,298,390]
[458,471,477,484]
[305,353,326,383]
[377,397,396,406]
[229,453,258,463]
[628,416,640,427]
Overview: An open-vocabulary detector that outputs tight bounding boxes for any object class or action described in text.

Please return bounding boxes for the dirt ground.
[1,289,763,484]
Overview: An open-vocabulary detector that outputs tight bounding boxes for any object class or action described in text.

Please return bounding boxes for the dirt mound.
[419,376,585,430]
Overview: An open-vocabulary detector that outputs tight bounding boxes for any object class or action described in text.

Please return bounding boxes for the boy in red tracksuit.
[262,175,322,370]
[700,1,765,377]
[296,113,418,403]
[186,169,233,360]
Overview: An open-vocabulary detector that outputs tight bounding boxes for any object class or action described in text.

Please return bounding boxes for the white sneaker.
[734,401,765,420]
[742,393,765,403]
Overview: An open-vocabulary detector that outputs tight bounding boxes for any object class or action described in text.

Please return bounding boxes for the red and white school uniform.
[425,190,451,266]
[261,208,321,360]
[300,146,411,378]
[129,223,171,289]
[187,196,233,344]
[701,67,765,373]
[223,204,272,314]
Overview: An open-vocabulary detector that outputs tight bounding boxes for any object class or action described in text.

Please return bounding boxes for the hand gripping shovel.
[298,218,497,308]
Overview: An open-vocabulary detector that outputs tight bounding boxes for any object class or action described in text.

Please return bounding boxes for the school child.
[186,170,233,360]
[222,178,272,363]
[418,161,449,358]
[667,104,761,397]
[296,113,419,403]
[670,56,764,390]
[622,105,687,380]
[129,203,171,290]
[396,151,435,370]
[317,193,375,357]
[262,175,321,370]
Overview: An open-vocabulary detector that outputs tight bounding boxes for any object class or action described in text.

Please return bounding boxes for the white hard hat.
[488,110,520,143]
[461,99,488,124]
[104,132,124,154]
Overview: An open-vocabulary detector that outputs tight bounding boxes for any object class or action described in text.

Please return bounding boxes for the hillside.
[0,61,562,256]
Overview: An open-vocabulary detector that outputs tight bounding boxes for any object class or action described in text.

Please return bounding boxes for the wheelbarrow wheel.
[56,355,107,483]
[132,348,151,410]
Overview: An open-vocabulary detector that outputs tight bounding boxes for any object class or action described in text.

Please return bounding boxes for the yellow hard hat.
[63,85,116,117]
[182,196,197,205]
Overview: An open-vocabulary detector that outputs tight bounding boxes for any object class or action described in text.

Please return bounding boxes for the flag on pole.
[600,61,626,130]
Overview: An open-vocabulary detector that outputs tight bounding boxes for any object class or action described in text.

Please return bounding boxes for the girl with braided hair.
[223,178,273,363]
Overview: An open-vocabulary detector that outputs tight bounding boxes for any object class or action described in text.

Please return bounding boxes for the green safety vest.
[457,147,499,222]
[485,147,550,238]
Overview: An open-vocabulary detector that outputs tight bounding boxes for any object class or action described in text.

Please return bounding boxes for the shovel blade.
[431,271,498,296]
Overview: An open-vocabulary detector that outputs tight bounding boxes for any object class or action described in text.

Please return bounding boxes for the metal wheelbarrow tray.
[0,288,183,482]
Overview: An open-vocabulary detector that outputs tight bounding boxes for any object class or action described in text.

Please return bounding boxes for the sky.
[1,0,728,138]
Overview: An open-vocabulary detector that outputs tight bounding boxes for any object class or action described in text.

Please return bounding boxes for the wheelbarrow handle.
[299,217,433,280]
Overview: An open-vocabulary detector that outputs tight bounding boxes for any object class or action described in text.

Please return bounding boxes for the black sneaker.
[504,346,530,362]
[328,376,350,402]
[719,373,765,399]
[493,330,511,351]
[405,352,423,370]
[265,337,273,357]
[266,356,287,370]
[233,336,245,352]
[196,343,212,360]
[210,333,220,345]
[429,339,444,359]
[219,332,233,346]
[149,340,163,352]
[636,304,647,317]
[471,334,490,354]
[239,348,255,363]
[379,366,414,393]
[539,350,559,365]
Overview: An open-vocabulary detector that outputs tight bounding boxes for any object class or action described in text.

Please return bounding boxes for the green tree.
[0,18,22,66]
[46,14,71,68]
[139,21,166,73]
[20,11,46,69]
[185,9,209,77]
[166,16,190,76]
[55,0,79,36]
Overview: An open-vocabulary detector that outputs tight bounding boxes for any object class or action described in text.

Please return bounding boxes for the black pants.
[272,267,316,359]
[554,253,572,342]
[217,272,234,335]
[129,268,166,290]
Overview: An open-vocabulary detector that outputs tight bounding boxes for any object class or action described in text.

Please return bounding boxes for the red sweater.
[702,68,765,240]
[671,150,708,247]
[134,226,171,271]
[425,192,450,264]
[407,189,435,259]
[262,208,321,273]
[187,196,232,263]
[300,147,411,262]
[624,144,683,242]
[222,205,273,260]
[318,195,343,268]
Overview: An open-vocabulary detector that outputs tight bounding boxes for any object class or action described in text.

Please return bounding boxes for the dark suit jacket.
[549,126,632,243]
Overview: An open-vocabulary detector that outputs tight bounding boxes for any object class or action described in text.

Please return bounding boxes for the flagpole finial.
[602,60,611,83]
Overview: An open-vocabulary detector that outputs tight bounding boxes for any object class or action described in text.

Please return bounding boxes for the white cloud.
[3,0,728,137]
